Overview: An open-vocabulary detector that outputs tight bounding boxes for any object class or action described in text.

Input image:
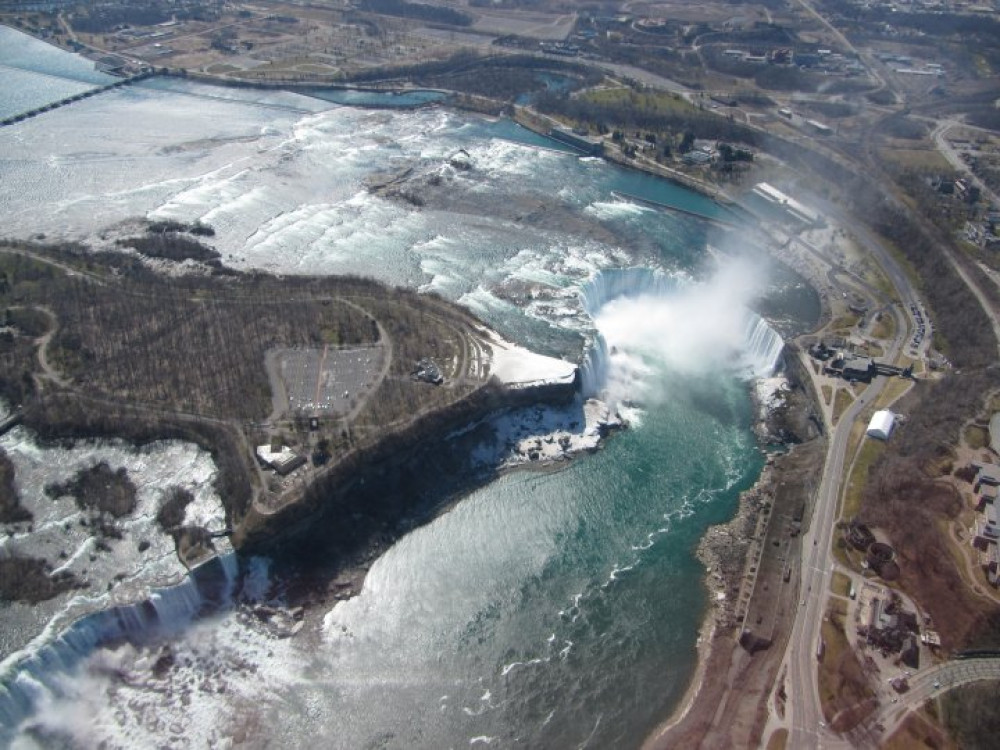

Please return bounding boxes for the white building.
[751,182,820,225]
[866,410,895,441]
[256,444,305,475]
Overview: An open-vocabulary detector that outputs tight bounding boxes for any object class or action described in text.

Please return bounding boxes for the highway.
[784,371,887,749]
[776,194,1000,747]
[780,214,918,748]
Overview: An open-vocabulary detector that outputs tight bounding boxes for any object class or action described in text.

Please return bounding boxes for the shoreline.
[0,32,830,738]
[646,332,830,745]
[644,474,763,745]
[0,21,732,215]
[644,456,781,748]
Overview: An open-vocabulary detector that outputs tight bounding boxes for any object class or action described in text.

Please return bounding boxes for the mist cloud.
[592,256,774,404]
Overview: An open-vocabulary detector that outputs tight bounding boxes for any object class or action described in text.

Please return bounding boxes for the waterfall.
[577,267,785,398]
[742,313,785,377]
[579,267,680,317]
[579,333,610,398]
[0,553,241,740]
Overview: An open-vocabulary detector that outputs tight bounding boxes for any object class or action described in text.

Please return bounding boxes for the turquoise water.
[307,87,449,108]
[308,372,762,748]
[0,34,818,747]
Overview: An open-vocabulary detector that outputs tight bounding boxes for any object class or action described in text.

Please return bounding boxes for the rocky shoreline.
[647,340,827,747]
[254,394,623,610]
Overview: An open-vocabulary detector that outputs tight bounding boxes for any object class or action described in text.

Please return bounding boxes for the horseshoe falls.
[0,32,819,749]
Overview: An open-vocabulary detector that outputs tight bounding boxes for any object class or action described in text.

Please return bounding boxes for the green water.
[315,370,763,748]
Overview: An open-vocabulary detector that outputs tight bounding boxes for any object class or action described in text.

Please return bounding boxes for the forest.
[0,241,501,532]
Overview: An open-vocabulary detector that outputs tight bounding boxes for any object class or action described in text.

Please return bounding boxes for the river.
[0,26,819,748]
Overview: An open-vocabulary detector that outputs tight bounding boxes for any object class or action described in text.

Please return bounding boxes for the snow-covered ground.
[0,428,227,658]
[485,330,578,388]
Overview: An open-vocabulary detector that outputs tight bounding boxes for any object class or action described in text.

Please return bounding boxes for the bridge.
[0,71,152,128]
[845,657,1000,747]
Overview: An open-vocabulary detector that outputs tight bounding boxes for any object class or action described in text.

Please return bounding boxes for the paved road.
[785,373,888,748]
[782,214,918,748]
[852,658,1000,745]
[931,119,1000,208]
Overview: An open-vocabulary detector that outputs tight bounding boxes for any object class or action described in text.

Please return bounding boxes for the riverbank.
[644,220,844,748]
[646,393,827,749]
[509,104,734,208]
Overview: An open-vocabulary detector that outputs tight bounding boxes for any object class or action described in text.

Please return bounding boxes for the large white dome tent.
[866,410,896,440]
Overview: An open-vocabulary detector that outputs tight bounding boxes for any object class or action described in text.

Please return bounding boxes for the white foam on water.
[0,75,794,748]
[9,609,305,748]
[584,199,653,222]
[465,138,562,179]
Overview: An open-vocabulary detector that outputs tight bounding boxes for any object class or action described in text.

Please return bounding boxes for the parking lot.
[909,303,928,351]
[274,345,385,416]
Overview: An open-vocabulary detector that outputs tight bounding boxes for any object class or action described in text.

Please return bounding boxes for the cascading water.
[576,266,784,402]
[0,554,240,741]
[578,267,682,317]
[742,314,786,377]
[579,333,610,398]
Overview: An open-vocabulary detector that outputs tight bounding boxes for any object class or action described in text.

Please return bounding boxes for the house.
[973,503,1000,549]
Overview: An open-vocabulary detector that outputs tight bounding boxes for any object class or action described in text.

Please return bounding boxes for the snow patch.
[484,330,577,388]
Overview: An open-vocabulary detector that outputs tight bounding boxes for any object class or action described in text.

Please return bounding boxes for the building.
[990,413,1000,455]
[549,128,603,156]
[683,150,713,165]
[976,482,998,512]
[866,410,895,440]
[975,503,1000,545]
[974,462,1000,491]
[256,443,306,476]
[831,355,875,382]
[986,544,1000,586]
[751,182,820,225]
[805,119,833,136]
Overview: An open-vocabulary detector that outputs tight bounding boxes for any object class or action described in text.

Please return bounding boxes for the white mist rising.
[592,256,774,405]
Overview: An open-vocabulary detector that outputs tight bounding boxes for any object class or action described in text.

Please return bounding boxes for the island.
[0,232,608,596]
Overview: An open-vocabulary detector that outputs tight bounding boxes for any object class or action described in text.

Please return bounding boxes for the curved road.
[785,369,890,748]
[853,658,1000,745]
[930,120,1000,208]
[781,212,919,748]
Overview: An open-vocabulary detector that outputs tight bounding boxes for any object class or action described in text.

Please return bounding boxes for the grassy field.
[883,710,955,750]
[878,377,914,409]
[833,388,854,424]
[843,438,883,520]
[964,424,989,450]
[870,312,895,341]
[765,728,788,750]
[829,312,860,334]
[831,570,852,597]
[818,614,875,729]
[879,146,953,173]
[581,87,701,117]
